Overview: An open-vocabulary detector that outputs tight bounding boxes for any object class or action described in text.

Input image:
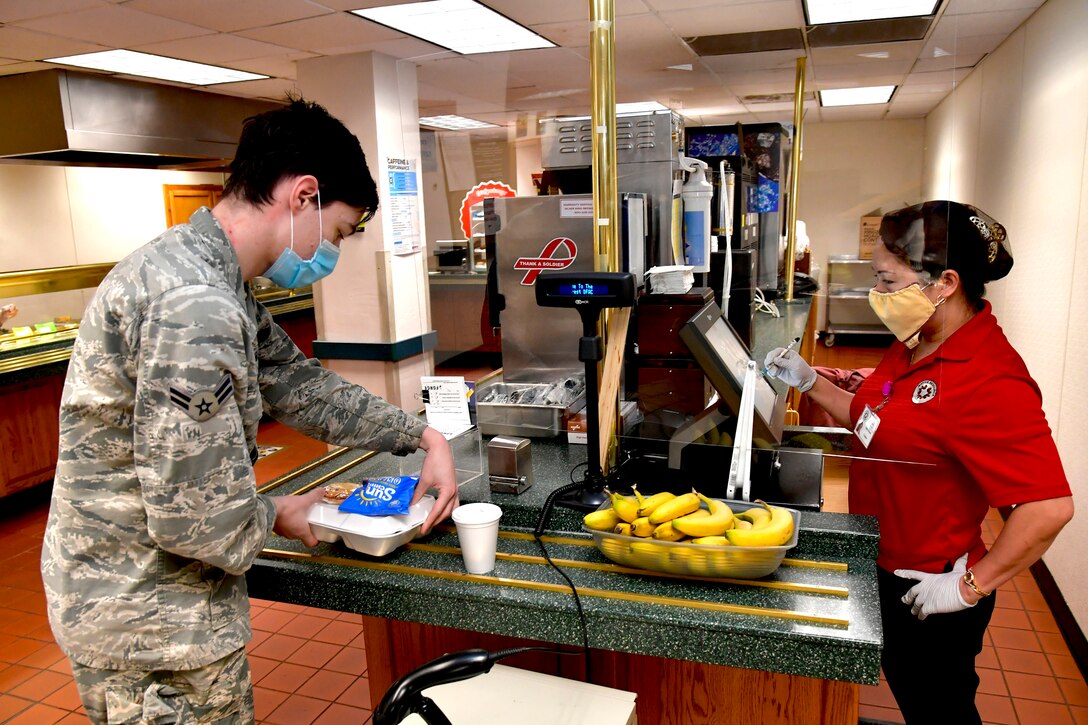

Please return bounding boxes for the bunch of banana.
[584,489,794,549]
[672,492,734,537]
[647,490,700,524]
[725,500,794,547]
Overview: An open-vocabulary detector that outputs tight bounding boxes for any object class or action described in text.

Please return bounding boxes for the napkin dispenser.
[487,436,533,494]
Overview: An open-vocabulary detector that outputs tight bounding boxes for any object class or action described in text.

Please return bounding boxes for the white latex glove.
[763,347,817,392]
[895,553,974,620]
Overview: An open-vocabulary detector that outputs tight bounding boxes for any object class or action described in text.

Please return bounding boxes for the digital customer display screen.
[557,282,611,296]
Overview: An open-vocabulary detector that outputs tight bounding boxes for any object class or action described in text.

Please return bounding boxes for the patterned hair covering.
[878,200,1013,285]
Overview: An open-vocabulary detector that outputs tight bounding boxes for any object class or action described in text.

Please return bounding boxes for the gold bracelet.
[962,568,992,598]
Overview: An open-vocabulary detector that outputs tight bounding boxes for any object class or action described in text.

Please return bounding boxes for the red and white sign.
[458,180,515,240]
[513,237,578,286]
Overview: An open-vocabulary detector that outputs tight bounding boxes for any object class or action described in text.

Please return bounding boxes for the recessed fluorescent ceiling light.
[804,0,939,24]
[819,86,896,106]
[352,0,554,55]
[45,49,267,85]
[419,115,498,130]
[616,101,670,114]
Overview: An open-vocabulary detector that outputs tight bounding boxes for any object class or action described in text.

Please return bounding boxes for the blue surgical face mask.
[263,189,341,289]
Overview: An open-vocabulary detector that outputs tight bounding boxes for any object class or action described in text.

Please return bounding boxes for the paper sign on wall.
[386,157,422,256]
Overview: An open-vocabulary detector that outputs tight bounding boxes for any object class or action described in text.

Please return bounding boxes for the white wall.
[797,120,926,330]
[0,164,224,327]
[922,0,1087,631]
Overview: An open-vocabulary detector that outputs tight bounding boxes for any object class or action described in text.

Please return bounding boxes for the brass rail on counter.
[260,548,850,628]
[404,542,849,598]
[256,446,371,495]
[0,263,115,297]
[492,528,851,572]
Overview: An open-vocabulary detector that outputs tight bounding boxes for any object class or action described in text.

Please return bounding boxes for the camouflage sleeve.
[133,286,276,576]
[252,300,426,455]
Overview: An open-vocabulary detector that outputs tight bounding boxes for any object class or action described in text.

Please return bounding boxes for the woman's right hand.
[763,347,817,392]
[0,304,17,326]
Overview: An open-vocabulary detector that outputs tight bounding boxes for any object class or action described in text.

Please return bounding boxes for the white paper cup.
[451,503,502,574]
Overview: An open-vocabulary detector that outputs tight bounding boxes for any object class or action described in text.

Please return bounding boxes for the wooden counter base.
[363,616,859,725]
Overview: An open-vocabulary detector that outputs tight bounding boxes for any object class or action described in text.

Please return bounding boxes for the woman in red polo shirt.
[765,200,1073,725]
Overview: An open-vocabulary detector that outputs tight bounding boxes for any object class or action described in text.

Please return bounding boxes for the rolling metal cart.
[823,255,893,347]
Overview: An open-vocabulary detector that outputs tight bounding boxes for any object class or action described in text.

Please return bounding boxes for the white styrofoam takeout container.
[307,495,435,556]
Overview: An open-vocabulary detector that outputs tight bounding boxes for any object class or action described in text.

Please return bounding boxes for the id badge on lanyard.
[854,404,880,448]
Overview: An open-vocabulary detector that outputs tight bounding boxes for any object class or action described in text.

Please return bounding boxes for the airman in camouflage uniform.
[41,98,460,724]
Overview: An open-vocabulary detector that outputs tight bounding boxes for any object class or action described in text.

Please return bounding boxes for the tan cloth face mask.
[868,283,944,349]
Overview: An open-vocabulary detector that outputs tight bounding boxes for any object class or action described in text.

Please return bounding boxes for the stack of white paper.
[646,265,695,294]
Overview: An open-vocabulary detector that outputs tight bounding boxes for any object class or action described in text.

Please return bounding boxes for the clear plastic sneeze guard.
[398,424,484,489]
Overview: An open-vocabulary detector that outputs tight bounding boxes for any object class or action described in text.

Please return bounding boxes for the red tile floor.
[1,357,1085,723]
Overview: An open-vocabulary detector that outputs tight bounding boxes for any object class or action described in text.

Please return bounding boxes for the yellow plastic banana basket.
[584,499,800,579]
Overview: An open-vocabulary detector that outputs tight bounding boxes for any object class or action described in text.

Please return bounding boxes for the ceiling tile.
[529,19,590,49]
[661,1,804,36]
[913,52,983,73]
[944,0,1043,16]
[615,14,695,72]
[810,61,913,84]
[482,0,589,24]
[124,0,333,33]
[0,0,104,23]
[809,41,925,65]
[929,8,1036,38]
[0,25,106,60]
[229,54,314,80]
[0,60,56,76]
[133,33,297,65]
[236,12,402,54]
[700,49,806,73]
[206,76,298,101]
[920,32,1005,60]
[898,68,971,91]
[17,5,212,47]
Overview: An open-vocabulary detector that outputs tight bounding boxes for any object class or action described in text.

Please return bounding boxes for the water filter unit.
[679,155,712,273]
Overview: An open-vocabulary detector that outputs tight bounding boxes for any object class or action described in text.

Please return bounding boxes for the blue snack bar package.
[338,476,418,516]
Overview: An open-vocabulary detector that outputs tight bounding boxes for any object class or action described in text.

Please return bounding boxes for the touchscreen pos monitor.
[679,301,786,444]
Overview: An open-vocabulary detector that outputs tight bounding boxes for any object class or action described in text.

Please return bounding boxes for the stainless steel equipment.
[477,195,597,436]
[541,111,683,269]
[487,436,533,494]
[823,255,893,346]
[0,69,278,168]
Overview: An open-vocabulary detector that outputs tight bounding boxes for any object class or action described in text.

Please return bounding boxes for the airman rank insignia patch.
[170,374,234,422]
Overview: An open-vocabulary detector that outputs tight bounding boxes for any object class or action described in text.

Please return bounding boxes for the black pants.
[878,565,996,725]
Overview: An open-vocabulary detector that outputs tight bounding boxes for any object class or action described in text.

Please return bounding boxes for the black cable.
[534,536,592,682]
[531,461,596,682]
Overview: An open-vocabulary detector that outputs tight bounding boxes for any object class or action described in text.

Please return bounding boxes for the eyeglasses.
[354,209,375,234]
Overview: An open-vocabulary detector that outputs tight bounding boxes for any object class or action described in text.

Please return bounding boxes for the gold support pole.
[590,0,621,475]
[590,0,618,272]
[784,56,806,302]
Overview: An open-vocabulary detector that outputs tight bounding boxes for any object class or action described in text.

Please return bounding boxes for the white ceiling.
[0,0,1045,127]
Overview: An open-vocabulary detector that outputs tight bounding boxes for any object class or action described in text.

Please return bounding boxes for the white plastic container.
[680,156,712,273]
[307,495,435,556]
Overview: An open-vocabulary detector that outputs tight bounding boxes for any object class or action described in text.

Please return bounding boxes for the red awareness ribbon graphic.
[513,237,578,285]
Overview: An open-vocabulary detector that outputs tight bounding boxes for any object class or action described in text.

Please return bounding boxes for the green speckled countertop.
[247,434,882,685]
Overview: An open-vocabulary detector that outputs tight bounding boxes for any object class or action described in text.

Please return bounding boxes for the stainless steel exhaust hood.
[0,70,282,169]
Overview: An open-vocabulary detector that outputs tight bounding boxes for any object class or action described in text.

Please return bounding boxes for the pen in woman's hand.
[762,335,802,375]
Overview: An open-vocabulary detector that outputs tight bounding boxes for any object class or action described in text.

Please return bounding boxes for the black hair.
[223,95,379,216]
[879,200,1013,308]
